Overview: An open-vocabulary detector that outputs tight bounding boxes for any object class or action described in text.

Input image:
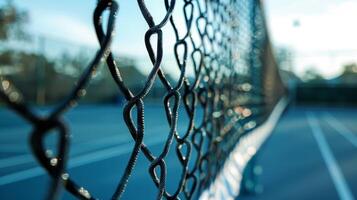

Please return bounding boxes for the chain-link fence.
[0,0,285,199]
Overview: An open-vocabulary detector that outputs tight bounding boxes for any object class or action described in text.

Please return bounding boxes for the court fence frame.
[0,0,285,199]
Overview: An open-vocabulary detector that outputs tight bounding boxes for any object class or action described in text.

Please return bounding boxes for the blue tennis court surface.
[0,105,356,199]
[240,106,357,200]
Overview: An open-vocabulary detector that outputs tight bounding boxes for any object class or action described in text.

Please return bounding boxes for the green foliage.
[342,63,357,75]
[302,68,325,83]
[56,52,91,77]
[0,0,29,41]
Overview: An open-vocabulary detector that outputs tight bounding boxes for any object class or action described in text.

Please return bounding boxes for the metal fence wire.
[0,0,285,199]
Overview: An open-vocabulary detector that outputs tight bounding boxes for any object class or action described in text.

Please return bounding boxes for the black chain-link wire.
[0,0,285,199]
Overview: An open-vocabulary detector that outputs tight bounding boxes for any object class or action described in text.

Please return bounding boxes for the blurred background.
[1,0,357,106]
[266,0,357,105]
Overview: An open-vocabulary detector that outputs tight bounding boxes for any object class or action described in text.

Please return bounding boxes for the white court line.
[324,112,357,147]
[0,136,165,186]
[0,135,130,169]
[0,154,33,169]
[307,112,354,200]
[0,125,170,169]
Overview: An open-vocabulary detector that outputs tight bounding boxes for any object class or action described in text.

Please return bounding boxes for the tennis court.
[241,106,357,200]
[0,105,356,199]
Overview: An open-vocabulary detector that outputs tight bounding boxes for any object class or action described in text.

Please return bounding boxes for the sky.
[265,0,357,78]
[8,0,357,78]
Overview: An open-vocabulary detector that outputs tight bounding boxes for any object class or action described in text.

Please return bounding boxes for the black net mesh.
[0,0,285,199]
